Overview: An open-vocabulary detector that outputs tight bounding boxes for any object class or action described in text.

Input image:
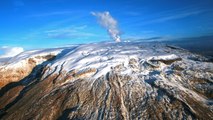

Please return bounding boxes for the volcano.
[0,42,212,120]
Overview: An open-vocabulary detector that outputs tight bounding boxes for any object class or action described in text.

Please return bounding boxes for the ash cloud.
[91,11,121,42]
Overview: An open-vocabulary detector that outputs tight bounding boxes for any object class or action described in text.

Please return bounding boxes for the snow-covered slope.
[0,42,213,120]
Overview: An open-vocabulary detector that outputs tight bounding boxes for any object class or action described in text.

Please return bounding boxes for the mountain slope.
[0,42,213,120]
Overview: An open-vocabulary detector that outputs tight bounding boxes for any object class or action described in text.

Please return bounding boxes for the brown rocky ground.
[0,61,212,120]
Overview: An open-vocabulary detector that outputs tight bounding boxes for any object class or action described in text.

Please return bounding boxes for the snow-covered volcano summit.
[0,42,213,120]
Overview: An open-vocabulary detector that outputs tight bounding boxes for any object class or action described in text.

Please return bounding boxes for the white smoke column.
[91,11,121,42]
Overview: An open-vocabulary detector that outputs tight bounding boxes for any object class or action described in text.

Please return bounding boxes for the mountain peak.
[0,42,213,119]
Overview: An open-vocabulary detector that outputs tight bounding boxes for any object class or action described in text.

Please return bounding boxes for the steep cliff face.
[0,42,212,120]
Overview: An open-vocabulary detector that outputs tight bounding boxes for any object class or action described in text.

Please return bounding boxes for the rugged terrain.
[0,42,213,120]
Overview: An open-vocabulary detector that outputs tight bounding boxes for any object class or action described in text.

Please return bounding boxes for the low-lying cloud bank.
[0,46,24,58]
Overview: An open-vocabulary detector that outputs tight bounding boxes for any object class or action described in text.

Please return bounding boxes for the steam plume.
[91,11,121,42]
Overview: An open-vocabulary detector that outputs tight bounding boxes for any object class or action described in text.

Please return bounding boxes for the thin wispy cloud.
[121,4,209,26]
[125,11,141,16]
[123,7,207,27]
[22,15,91,41]
[147,10,204,23]
[44,25,97,39]
[27,10,83,18]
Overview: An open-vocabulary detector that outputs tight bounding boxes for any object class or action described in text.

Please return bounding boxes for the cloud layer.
[91,11,121,42]
[0,46,24,58]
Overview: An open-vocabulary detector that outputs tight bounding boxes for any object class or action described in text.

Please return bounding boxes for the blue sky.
[0,0,213,50]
